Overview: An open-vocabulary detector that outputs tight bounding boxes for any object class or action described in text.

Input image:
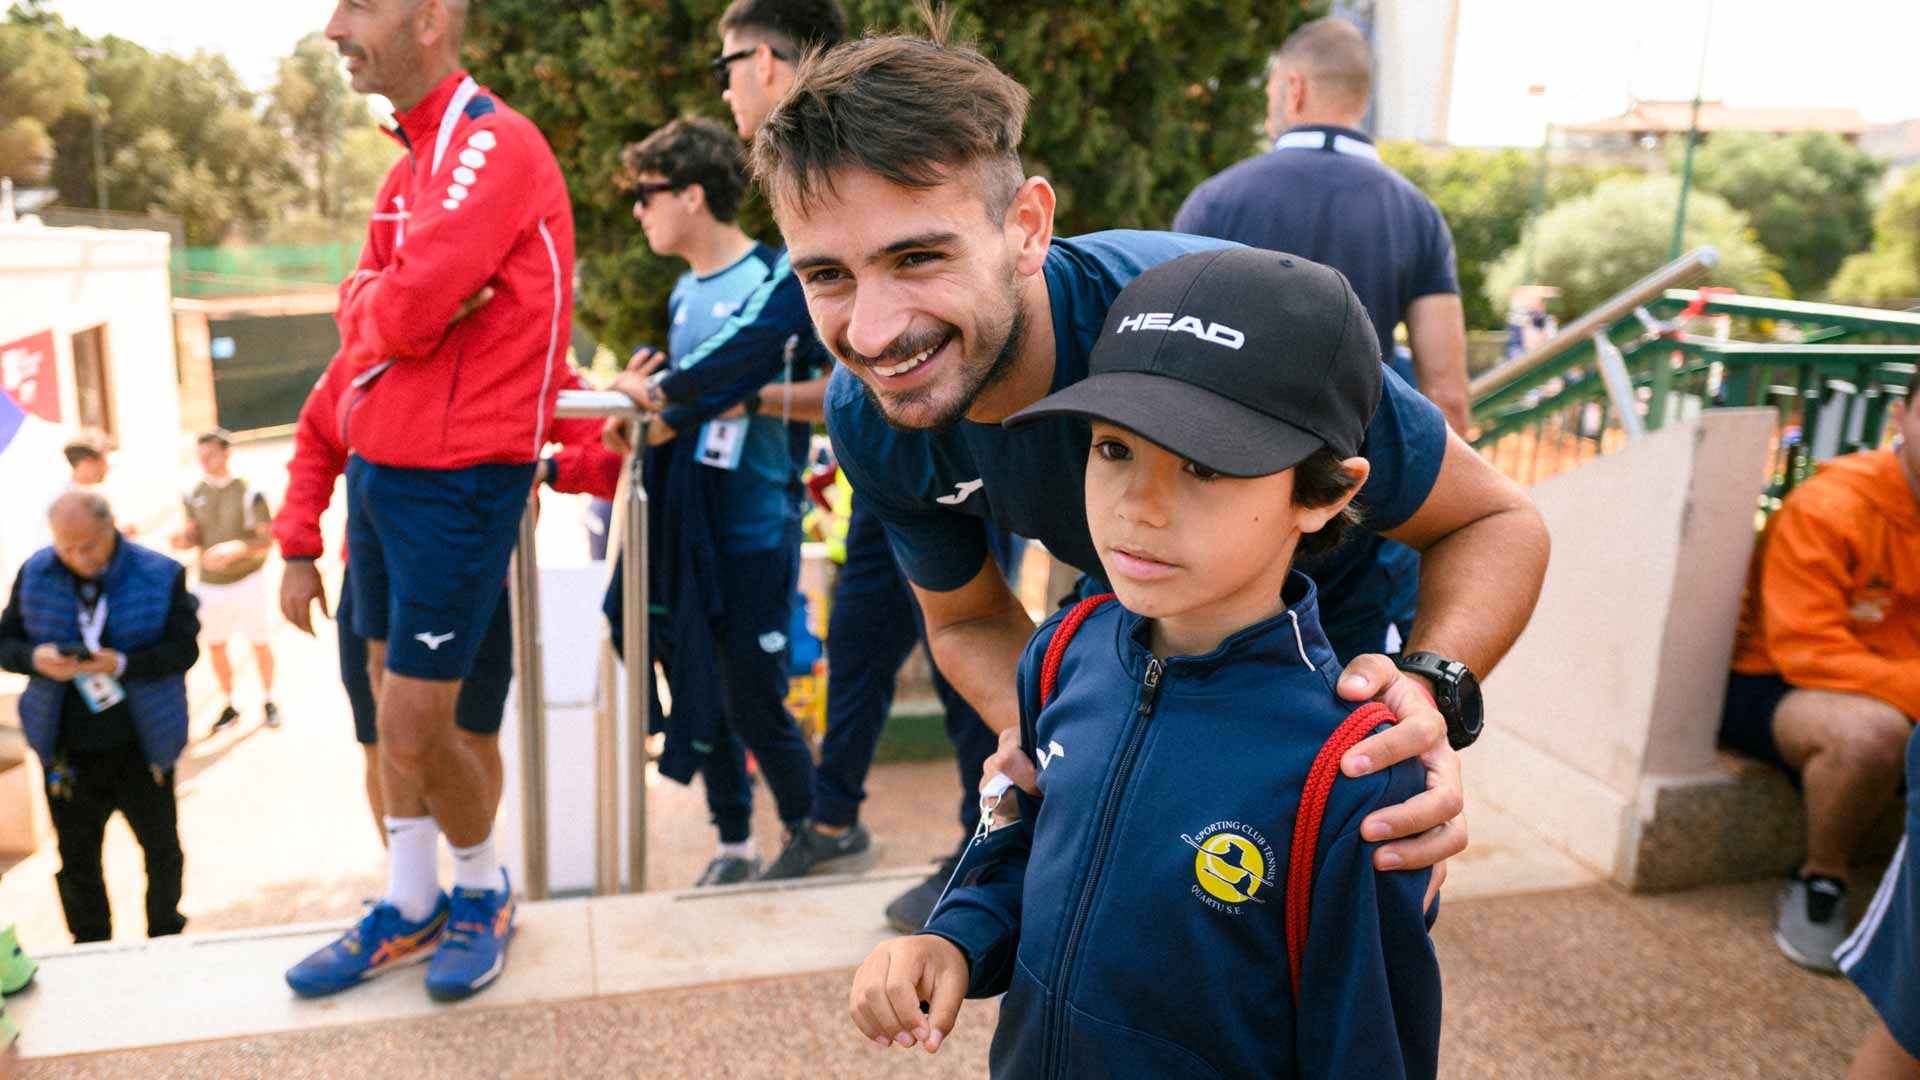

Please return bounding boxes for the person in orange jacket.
[1722,378,1920,973]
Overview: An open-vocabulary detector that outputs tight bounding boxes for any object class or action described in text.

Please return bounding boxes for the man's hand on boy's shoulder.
[1335,653,1466,900]
[849,935,968,1055]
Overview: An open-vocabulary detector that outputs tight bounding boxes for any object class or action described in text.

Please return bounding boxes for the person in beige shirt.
[170,431,277,733]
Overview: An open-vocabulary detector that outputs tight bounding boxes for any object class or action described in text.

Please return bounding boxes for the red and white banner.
[0,330,60,424]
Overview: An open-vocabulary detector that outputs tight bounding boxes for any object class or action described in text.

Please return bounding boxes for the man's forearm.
[1404,503,1549,678]
[922,606,1037,735]
[764,376,831,424]
[1407,294,1473,435]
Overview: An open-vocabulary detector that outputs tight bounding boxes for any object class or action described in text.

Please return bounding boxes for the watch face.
[1457,669,1484,732]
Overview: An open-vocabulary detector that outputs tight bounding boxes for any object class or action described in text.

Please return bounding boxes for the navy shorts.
[1837,728,1920,1058]
[1718,671,1796,776]
[337,570,515,744]
[344,455,534,681]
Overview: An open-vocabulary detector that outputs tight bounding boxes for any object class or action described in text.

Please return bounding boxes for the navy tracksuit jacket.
[923,573,1441,1079]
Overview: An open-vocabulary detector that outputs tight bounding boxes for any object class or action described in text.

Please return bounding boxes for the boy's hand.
[1335,654,1467,887]
[982,726,1039,797]
[610,348,671,411]
[202,539,250,572]
[849,935,968,1054]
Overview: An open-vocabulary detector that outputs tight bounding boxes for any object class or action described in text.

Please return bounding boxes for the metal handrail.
[1469,247,1719,410]
[513,388,651,900]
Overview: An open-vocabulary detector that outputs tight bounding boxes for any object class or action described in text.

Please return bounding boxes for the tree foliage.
[1827,169,1920,305]
[268,32,374,222]
[465,0,1311,350]
[5,4,304,245]
[23,13,298,245]
[1689,131,1880,297]
[1378,143,1629,330]
[1484,175,1783,321]
[0,18,87,183]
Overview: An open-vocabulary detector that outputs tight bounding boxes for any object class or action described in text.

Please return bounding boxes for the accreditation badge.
[696,417,749,471]
[76,672,127,714]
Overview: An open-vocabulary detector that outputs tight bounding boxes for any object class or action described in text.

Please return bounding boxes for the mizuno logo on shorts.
[1114,312,1245,349]
[415,631,457,651]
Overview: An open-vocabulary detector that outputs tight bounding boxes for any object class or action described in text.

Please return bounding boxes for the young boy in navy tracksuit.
[849,248,1442,1078]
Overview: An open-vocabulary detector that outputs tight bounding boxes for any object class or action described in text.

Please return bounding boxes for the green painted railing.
[1469,266,1917,500]
[169,242,360,299]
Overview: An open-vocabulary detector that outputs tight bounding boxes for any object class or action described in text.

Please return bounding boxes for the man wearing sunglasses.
[611,3,1026,924]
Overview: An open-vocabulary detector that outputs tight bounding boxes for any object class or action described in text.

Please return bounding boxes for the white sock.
[717,839,755,860]
[383,816,441,921]
[450,833,500,892]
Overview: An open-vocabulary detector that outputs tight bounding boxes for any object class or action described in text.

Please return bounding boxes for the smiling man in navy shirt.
[750,26,1551,884]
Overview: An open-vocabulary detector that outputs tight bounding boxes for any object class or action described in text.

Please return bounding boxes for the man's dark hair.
[622,118,752,223]
[719,0,849,57]
[1291,447,1364,559]
[62,434,106,468]
[751,22,1030,220]
[198,430,232,448]
[1907,378,1918,404]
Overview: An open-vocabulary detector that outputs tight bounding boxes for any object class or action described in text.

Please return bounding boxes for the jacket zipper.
[1044,655,1163,1078]
[341,382,372,447]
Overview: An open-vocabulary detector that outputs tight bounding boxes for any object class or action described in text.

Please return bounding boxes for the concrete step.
[8,867,932,1062]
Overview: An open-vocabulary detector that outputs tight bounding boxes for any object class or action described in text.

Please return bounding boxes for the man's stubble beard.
[860,281,1028,435]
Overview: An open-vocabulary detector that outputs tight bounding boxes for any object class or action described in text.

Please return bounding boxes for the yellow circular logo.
[1193,832,1268,904]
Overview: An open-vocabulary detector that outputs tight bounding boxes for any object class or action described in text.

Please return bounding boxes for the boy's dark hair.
[198,429,232,448]
[751,18,1030,221]
[1290,447,1364,559]
[719,0,849,56]
[1908,378,1918,403]
[621,118,752,224]
[62,433,106,468]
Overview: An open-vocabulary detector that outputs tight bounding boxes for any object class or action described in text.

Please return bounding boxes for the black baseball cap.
[1005,247,1381,478]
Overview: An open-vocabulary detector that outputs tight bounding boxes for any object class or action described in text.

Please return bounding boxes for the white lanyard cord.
[76,594,108,654]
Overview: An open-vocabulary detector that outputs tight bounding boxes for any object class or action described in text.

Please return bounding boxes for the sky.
[44,0,1920,147]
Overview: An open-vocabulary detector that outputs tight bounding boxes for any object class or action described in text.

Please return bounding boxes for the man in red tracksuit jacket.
[283,0,574,1005]
[274,359,617,858]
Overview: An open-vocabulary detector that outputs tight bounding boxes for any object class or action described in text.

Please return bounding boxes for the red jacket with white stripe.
[275,360,620,562]
[334,71,575,471]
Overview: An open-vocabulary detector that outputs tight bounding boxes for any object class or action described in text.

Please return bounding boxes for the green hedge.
[466,1,1312,352]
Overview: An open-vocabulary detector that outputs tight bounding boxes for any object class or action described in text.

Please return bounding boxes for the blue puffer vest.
[15,539,190,770]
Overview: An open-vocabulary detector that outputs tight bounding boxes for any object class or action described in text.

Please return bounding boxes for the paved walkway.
[14,878,1877,1079]
[0,438,1887,1077]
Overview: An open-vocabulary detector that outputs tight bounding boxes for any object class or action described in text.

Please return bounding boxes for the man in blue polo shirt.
[1174,15,1472,662]
[750,30,1552,896]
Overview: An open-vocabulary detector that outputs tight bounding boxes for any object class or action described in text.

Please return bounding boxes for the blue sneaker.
[285,895,448,998]
[425,869,515,1002]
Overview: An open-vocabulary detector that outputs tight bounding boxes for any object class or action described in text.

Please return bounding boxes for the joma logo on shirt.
[1114,312,1245,349]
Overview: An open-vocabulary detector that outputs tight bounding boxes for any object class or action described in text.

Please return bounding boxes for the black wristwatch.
[1395,651,1484,751]
[743,391,762,416]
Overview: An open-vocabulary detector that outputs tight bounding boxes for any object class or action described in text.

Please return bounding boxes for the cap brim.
[1004,371,1324,478]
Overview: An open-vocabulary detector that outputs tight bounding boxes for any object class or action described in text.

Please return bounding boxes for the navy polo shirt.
[1172,124,1458,364]
[825,230,1448,654]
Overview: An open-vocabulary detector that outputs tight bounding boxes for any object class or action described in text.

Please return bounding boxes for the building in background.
[0,218,185,584]
[1334,0,1463,145]
[1562,99,1869,166]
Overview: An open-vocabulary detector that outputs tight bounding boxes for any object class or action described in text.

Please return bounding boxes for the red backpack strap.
[1039,593,1116,707]
[1286,700,1399,997]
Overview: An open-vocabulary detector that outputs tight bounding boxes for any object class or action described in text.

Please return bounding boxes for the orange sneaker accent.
[368,909,446,969]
